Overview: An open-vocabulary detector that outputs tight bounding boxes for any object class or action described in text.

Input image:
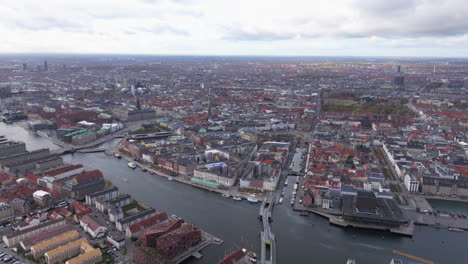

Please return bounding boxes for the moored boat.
[128,162,137,169]
[233,196,242,201]
[279,197,283,204]
[247,198,259,203]
[114,153,122,159]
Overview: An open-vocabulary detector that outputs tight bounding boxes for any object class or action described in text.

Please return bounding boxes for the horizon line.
[0,52,467,60]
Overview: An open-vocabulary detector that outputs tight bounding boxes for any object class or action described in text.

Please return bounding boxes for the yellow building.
[31,230,79,259]
[44,238,101,264]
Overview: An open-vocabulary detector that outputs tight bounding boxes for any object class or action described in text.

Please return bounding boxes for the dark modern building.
[156,223,202,259]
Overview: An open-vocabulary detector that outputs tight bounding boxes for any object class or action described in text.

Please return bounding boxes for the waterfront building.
[193,162,239,187]
[95,194,132,213]
[404,174,419,192]
[108,206,124,223]
[125,212,168,238]
[218,248,257,264]
[239,141,289,191]
[156,223,202,259]
[341,191,407,227]
[85,186,119,206]
[139,219,182,247]
[0,139,27,158]
[116,208,156,232]
[61,170,105,198]
[0,148,63,175]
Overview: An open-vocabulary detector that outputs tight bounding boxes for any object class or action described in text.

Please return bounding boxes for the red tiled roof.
[46,164,84,177]
[218,248,246,264]
[128,212,168,234]
[80,214,103,231]
[73,170,103,184]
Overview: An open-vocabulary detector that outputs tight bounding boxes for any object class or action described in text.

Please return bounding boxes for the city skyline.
[1,0,468,57]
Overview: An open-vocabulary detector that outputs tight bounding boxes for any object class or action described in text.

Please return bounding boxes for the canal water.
[428,199,468,215]
[1,123,467,264]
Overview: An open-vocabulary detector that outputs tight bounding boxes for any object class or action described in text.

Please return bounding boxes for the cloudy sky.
[0,0,467,57]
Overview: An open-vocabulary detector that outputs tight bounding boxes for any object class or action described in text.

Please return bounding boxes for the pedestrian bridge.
[259,196,276,264]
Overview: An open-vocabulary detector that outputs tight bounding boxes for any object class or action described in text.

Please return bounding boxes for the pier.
[259,195,276,264]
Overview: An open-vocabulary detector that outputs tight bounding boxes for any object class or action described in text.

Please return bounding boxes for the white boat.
[281,191,285,196]
[292,191,296,196]
[293,184,298,190]
[123,179,128,182]
[168,177,174,181]
[170,214,184,222]
[290,199,295,205]
[279,198,283,204]
[247,198,259,203]
[284,179,288,186]
[233,196,242,201]
[128,162,137,169]
[222,193,230,198]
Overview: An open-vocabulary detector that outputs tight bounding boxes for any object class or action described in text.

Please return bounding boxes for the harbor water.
[1,123,467,264]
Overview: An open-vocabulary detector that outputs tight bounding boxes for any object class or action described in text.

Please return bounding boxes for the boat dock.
[173,230,223,264]
[259,195,276,264]
[404,208,468,231]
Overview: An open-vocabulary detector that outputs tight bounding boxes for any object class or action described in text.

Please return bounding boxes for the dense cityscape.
[0,55,466,264]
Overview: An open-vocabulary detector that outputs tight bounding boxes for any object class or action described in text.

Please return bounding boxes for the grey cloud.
[225,0,468,41]
[354,0,421,17]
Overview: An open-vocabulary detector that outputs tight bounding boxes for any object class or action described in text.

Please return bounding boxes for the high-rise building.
[396,65,401,73]
[394,76,405,87]
[44,61,48,72]
[22,63,27,71]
